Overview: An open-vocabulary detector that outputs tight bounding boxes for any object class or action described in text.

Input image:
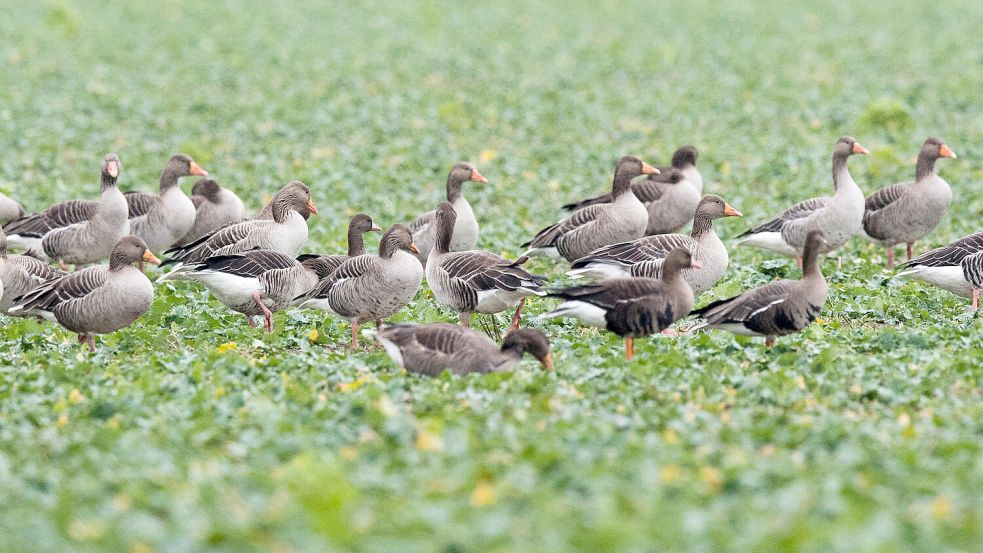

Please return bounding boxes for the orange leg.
[350,320,360,349]
[252,291,274,332]
[886,248,894,269]
[507,298,527,334]
[795,255,803,268]
[973,289,980,311]
[624,336,635,360]
[460,312,471,327]
[765,335,776,348]
[906,242,915,260]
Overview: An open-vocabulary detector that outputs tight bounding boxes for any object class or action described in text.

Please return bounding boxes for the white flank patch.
[566,264,629,280]
[374,334,405,368]
[541,300,607,328]
[7,236,47,259]
[734,232,798,257]
[523,247,562,259]
[897,265,973,298]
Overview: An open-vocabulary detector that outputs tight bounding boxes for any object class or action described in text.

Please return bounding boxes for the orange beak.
[471,168,489,183]
[106,161,119,178]
[370,224,383,232]
[939,143,957,159]
[142,250,162,266]
[189,161,209,176]
[306,200,319,215]
[722,203,743,217]
[409,243,420,254]
[640,161,660,175]
[541,352,554,370]
[852,142,869,155]
[690,260,703,270]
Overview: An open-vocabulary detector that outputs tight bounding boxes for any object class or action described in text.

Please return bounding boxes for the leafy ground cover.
[2,1,983,551]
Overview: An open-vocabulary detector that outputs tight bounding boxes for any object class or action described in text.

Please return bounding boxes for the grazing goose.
[0,193,23,226]
[176,179,247,246]
[735,137,867,264]
[862,138,957,267]
[426,202,547,332]
[3,154,128,265]
[408,162,488,262]
[897,231,983,303]
[295,224,423,349]
[161,249,337,331]
[543,248,699,359]
[161,181,316,270]
[304,214,383,277]
[125,154,209,252]
[567,195,742,293]
[0,228,66,313]
[10,236,160,352]
[563,146,704,235]
[691,231,829,347]
[961,251,983,310]
[374,324,553,375]
[523,156,657,261]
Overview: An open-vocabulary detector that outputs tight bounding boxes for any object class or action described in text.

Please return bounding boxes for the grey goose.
[562,146,704,235]
[735,137,867,264]
[0,227,66,314]
[10,236,160,352]
[543,248,700,359]
[862,138,957,267]
[0,193,23,226]
[374,325,553,376]
[301,213,383,277]
[426,201,546,333]
[295,224,424,349]
[4,154,129,266]
[691,230,829,347]
[567,195,742,293]
[176,178,247,246]
[125,154,209,252]
[897,231,983,305]
[523,155,657,261]
[408,162,488,263]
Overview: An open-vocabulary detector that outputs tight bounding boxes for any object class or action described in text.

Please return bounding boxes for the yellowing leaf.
[416,429,444,452]
[479,149,497,163]
[470,482,497,507]
[700,466,723,491]
[931,495,951,518]
[308,329,319,343]
[68,388,86,404]
[216,342,237,353]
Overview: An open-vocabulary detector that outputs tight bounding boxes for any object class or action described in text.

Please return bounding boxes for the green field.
[2,1,983,551]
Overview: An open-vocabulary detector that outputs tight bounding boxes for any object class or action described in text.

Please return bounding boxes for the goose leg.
[59,259,69,271]
[765,335,776,348]
[252,291,274,332]
[82,333,96,352]
[459,312,471,327]
[973,289,980,311]
[350,319,360,349]
[244,315,257,328]
[660,328,679,337]
[507,298,526,334]
[375,319,383,330]
[886,248,894,269]
[624,337,635,360]
[906,242,915,260]
[795,255,803,268]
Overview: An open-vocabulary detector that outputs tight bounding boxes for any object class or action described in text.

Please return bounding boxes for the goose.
[176,179,247,246]
[0,228,66,313]
[735,137,868,264]
[567,195,742,292]
[426,201,547,332]
[296,224,423,348]
[408,162,488,262]
[373,324,553,375]
[161,249,337,331]
[896,231,983,304]
[0,193,23,226]
[543,248,699,359]
[3,154,129,266]
[10,236,160,352]
[562,146,704,235]
[523,156,657,261]
[301,214,383,277]
[161,181,316,271]
[961,250,983,310]
[254,180,313,221]
[862,138,957,267]
[691,230,829,347]
[124,154,209,252]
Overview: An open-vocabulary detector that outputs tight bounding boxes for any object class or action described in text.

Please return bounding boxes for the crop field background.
[2,1,983,551]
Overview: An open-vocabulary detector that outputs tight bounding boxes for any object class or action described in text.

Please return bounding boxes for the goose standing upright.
[862,137,957,267]
[3,154,129,265]
[374,325,553,375]
[295,225,423,349]
[897,231,983,304]
[735,137,868,264]
[305,214,383,276]
[543,248,700,359]
[10,236,160,352]
[961,250,983,310]
[177,179,247,246]
[523,156,657,261]
[125,154,209,252]
[0,193,23,226]
[426,202,546,332]
[0,228,66,313]
[691,231,829,347]
[567,195,742,292]
[408,162,488,262]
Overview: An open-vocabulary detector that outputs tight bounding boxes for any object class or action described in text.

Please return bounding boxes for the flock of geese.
[0,135,975,373]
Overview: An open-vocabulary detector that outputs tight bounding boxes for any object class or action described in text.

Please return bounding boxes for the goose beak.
[189,161,209,176]
[306,200,319,215]
[143,250,162,266]
[641,161,660,175]
[106,161,119,178]
[940,144,957,159]
[409,243,420,254]
[470,168,489,183]
[723,203,743,217]
[370,224,383,232]
[852,143,870,155]
[541,353,554,370]
[690,260,703,270]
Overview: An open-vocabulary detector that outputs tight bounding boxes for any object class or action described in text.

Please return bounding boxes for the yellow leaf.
[216,342,237,353]
[659,464,683,483]
[68,388,86,404]
[700,466,723,491]
[416,429,444,452]
[470,482,497,507]
[56,414,68,428]
[662,429,679,444]
[479,149,497,163]
[931,495,951,518]
[308,329,319,343]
